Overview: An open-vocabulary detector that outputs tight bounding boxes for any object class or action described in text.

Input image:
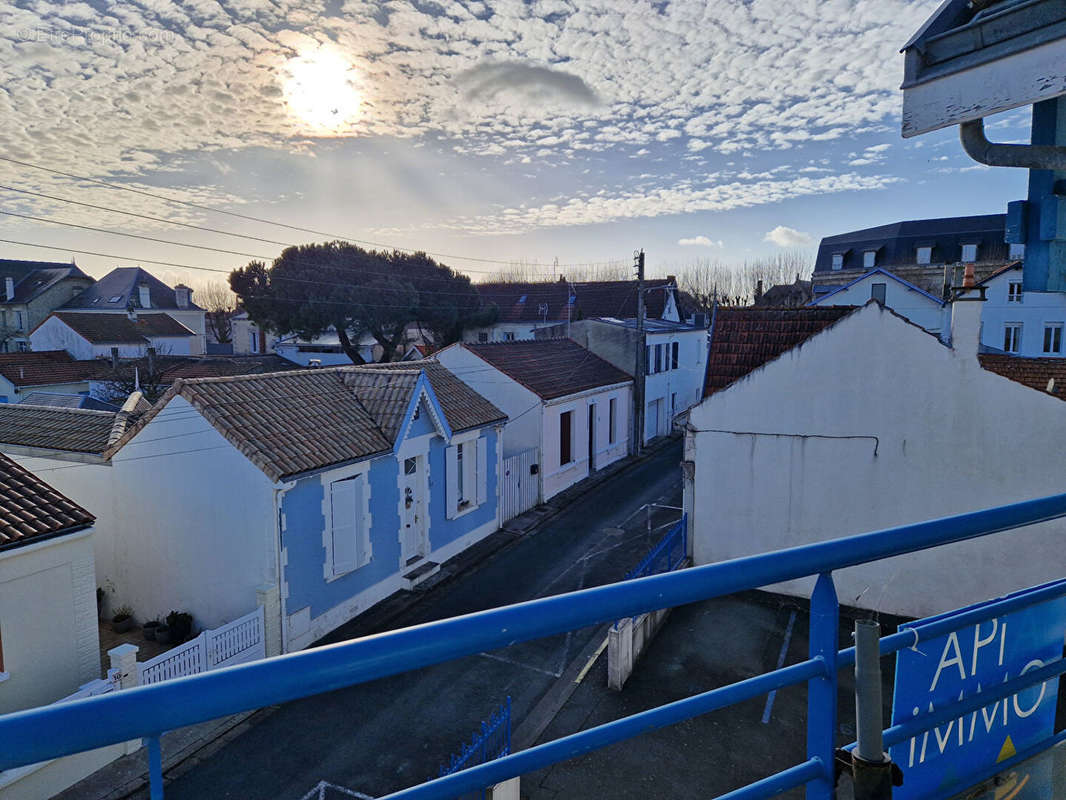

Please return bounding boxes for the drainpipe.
[960,117,1066,170]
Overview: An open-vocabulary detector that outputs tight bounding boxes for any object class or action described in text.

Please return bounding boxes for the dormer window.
[863,250,877,269]
[831,253,844,271]
[1009,243,1026,260]
[916,246,932,265]
[961,243,978,263]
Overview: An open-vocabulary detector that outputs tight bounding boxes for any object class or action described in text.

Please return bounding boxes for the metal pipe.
[853,620,883,763]
[960,117,1066,170]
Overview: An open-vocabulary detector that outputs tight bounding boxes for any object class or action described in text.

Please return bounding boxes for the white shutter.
[354,476,369,567]
[330,478,359,575]
[446,445,458,519]
[476,436,488,506]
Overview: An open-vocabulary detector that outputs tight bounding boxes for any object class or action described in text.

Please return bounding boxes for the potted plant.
[166,611,193,643]
[111,605,134,634]
[96,587,105,620]
[142,618,161,641]
[155,623,171,644]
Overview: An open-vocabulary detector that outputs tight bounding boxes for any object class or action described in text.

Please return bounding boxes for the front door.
[401,455,427,566]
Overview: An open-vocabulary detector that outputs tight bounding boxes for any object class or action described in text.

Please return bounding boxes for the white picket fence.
[138,606,265,686]
[500,447,539,523]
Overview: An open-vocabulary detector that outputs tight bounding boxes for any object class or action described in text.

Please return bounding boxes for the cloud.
[678,236,723,247]
[763,226,814,247]
[456,61,600,107]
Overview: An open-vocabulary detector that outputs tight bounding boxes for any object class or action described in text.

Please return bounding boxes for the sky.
[0,0,1035,290]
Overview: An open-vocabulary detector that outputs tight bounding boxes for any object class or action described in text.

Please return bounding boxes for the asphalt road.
[157,440,684,800]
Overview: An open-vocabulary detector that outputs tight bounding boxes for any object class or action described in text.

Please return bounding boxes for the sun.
[282,47,362,134]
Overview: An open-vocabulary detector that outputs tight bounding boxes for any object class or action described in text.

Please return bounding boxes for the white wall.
[813,273,946,334]
[980,269,1066,356]
[167,309,206,356]
[687,301,1066,619]
[644,329,706,443]
[0,531,99,714]
[462,322,542,343]
[231,316,263,354]
[29,317,95,360]
[9,396,279,631]
[541,385,630,500]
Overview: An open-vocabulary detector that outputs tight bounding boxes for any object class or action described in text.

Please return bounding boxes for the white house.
[465,277,682,344]
[230,311,267,355]
[436,340,632,501]
[3,364,506,655]
[976,263,1066,356]
[685,292,1066,619]
[30,312,196,359]
[0,351,110,404]
[808,267,948,335]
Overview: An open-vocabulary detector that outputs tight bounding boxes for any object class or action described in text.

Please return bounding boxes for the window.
[477,332,489,343]
[654,344,663,373]
[1045,324,1063,355]
[608,398,616,444]
[1008,281,1023,303]
[831,253,843,271]
[871,283,887,304]
[446,437,487,517]
[503,332,515,341]
[16,341,27,353]
[645,345,654,374]
[916,246,932,265]
[559,411,573,465]
[863,250,877,269]
[1004,323,1022,353]
[1009,243,1026,261]
[328,474,369,578]
[671,341,679,370]
[249,331,258,353]
[14,312,23,331]
[404,457,417,475]
[961,243,978,263]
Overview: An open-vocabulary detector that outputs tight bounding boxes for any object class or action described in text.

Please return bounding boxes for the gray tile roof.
[109,363,505,482]
[0,452,94,551]
[0,404,125,454]
[51,312,194,344]
[62,267,202,311]
[18,392,120,411]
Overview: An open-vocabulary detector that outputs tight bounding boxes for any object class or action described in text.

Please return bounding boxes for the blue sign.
[890,580,1066,799]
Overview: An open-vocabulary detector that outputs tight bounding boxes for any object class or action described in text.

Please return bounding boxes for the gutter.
[960,116,1066,170]
[0,524,93,556]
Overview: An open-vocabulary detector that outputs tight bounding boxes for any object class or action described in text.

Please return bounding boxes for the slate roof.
[814,215,1008,273]
[49,312,195,344]
[155,354,296,383]
[0,452,94,551]
[460,340,633,401]
[62,267,202,311]
[110,364,506,482]
[0,403,122,454]
[979,354,1066,401]
[704,307,857,397]
[0,351,111,388]
[476,278,677,324]
[18,392,120,411]
[0,260,92,305]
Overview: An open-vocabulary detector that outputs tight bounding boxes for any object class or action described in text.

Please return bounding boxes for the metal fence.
[623,513,686,581]
[6,493,1066,799]
[439,698,511,800]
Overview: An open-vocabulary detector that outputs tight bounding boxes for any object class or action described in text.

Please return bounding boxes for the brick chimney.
[174,284,191,309]
[138,282,151,309]
[949,263,986,361]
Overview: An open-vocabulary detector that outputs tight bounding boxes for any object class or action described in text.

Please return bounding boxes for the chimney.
[3,276,13,301]
[127,305,137,322]
[138,282,151,309]
[146,346,156,376]
[949,263,986,361]
[174,284,190,309]
[110,346,119,369]
[755,279,764,304]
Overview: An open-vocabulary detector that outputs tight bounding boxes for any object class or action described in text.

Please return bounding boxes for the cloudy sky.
[0,0,1033,287]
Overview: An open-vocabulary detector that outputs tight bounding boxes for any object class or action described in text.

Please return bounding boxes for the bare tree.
[481,259,631,284]
[674,249,814,309]
[197,281,236,344]
[0,323,23,353]
[97,349,171,403]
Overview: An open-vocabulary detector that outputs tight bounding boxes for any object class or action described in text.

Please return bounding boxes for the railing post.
[807,572,839,800]
[145,734,164,800]
[853,619,893,800]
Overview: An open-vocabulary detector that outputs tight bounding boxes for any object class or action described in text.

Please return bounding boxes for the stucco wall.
[687,301,1066,619]
[542,385,629,500]
[0,531,99,714]
[644,330,706,442]
[980,269,1066,356]
[813,273,947,334]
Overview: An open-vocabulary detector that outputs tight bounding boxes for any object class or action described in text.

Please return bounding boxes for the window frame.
[1044,323,1063,355]
[831,253,844,271]
[1004,323,1022,354]
[870,283,887,304]
[916,246,932,265]
[671,341,679,370]
[559,410,573,466]
[1008,281,1023,303]
[863,250,877,269]
[645,345,654,375]
[961,243,978,263]
[654,344,663,373]
[608,398,616,445]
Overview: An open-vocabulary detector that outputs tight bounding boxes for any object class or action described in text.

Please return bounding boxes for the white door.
[401,455,427,566]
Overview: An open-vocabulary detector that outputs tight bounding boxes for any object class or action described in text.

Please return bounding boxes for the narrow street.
[156,440,683,800]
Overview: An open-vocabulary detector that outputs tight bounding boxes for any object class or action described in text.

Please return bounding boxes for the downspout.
[272,483,294,654]
[960,117,1066,170]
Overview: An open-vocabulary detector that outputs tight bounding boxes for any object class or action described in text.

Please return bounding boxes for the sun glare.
[282,47,362,134]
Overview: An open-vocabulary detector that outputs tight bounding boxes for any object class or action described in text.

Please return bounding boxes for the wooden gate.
[500,448,539,522]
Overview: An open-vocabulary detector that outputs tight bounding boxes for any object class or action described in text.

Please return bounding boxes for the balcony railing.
[5,493,1066,799]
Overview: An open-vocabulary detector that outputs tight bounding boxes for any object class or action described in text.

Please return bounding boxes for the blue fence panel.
[624,513,687,581]
[439,698,511,800]
[6,494,1066,799]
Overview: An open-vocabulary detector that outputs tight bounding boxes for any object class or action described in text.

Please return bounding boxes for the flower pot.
[112,616,134,634]
[155,624,171,644]
[143,621,160,641]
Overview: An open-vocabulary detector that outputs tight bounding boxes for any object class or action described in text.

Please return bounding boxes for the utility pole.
[633,249,646,457]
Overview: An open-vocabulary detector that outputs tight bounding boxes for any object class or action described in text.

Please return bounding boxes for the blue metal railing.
[623,513,687,581]
[440,697,511,800]
[5,493,1066,799]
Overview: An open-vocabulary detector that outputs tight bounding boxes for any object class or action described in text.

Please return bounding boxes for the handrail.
[4,491,1066,797]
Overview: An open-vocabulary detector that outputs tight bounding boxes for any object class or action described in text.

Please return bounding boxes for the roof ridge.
[1,403,118,418]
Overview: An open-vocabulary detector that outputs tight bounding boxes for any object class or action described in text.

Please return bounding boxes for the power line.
[0,157,627,270]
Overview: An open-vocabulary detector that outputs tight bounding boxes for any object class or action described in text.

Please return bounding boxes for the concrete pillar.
[108,643,140,690]
[949,266,987,361]
[607,618,633,691]
[487,777,520,800]
[256,583,283,657]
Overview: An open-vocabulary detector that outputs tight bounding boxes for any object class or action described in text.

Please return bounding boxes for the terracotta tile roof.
[155,354,296,382]
[705,307,857,397]
[109,364,506,481]
[979,354,1066,400]
[476,278,676,324]
[50,312,195,344]
[360,361,507,432]
[0,404,125,454]
[0,351,111,388]
[460,340,633,400]
[0,452,94,550]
